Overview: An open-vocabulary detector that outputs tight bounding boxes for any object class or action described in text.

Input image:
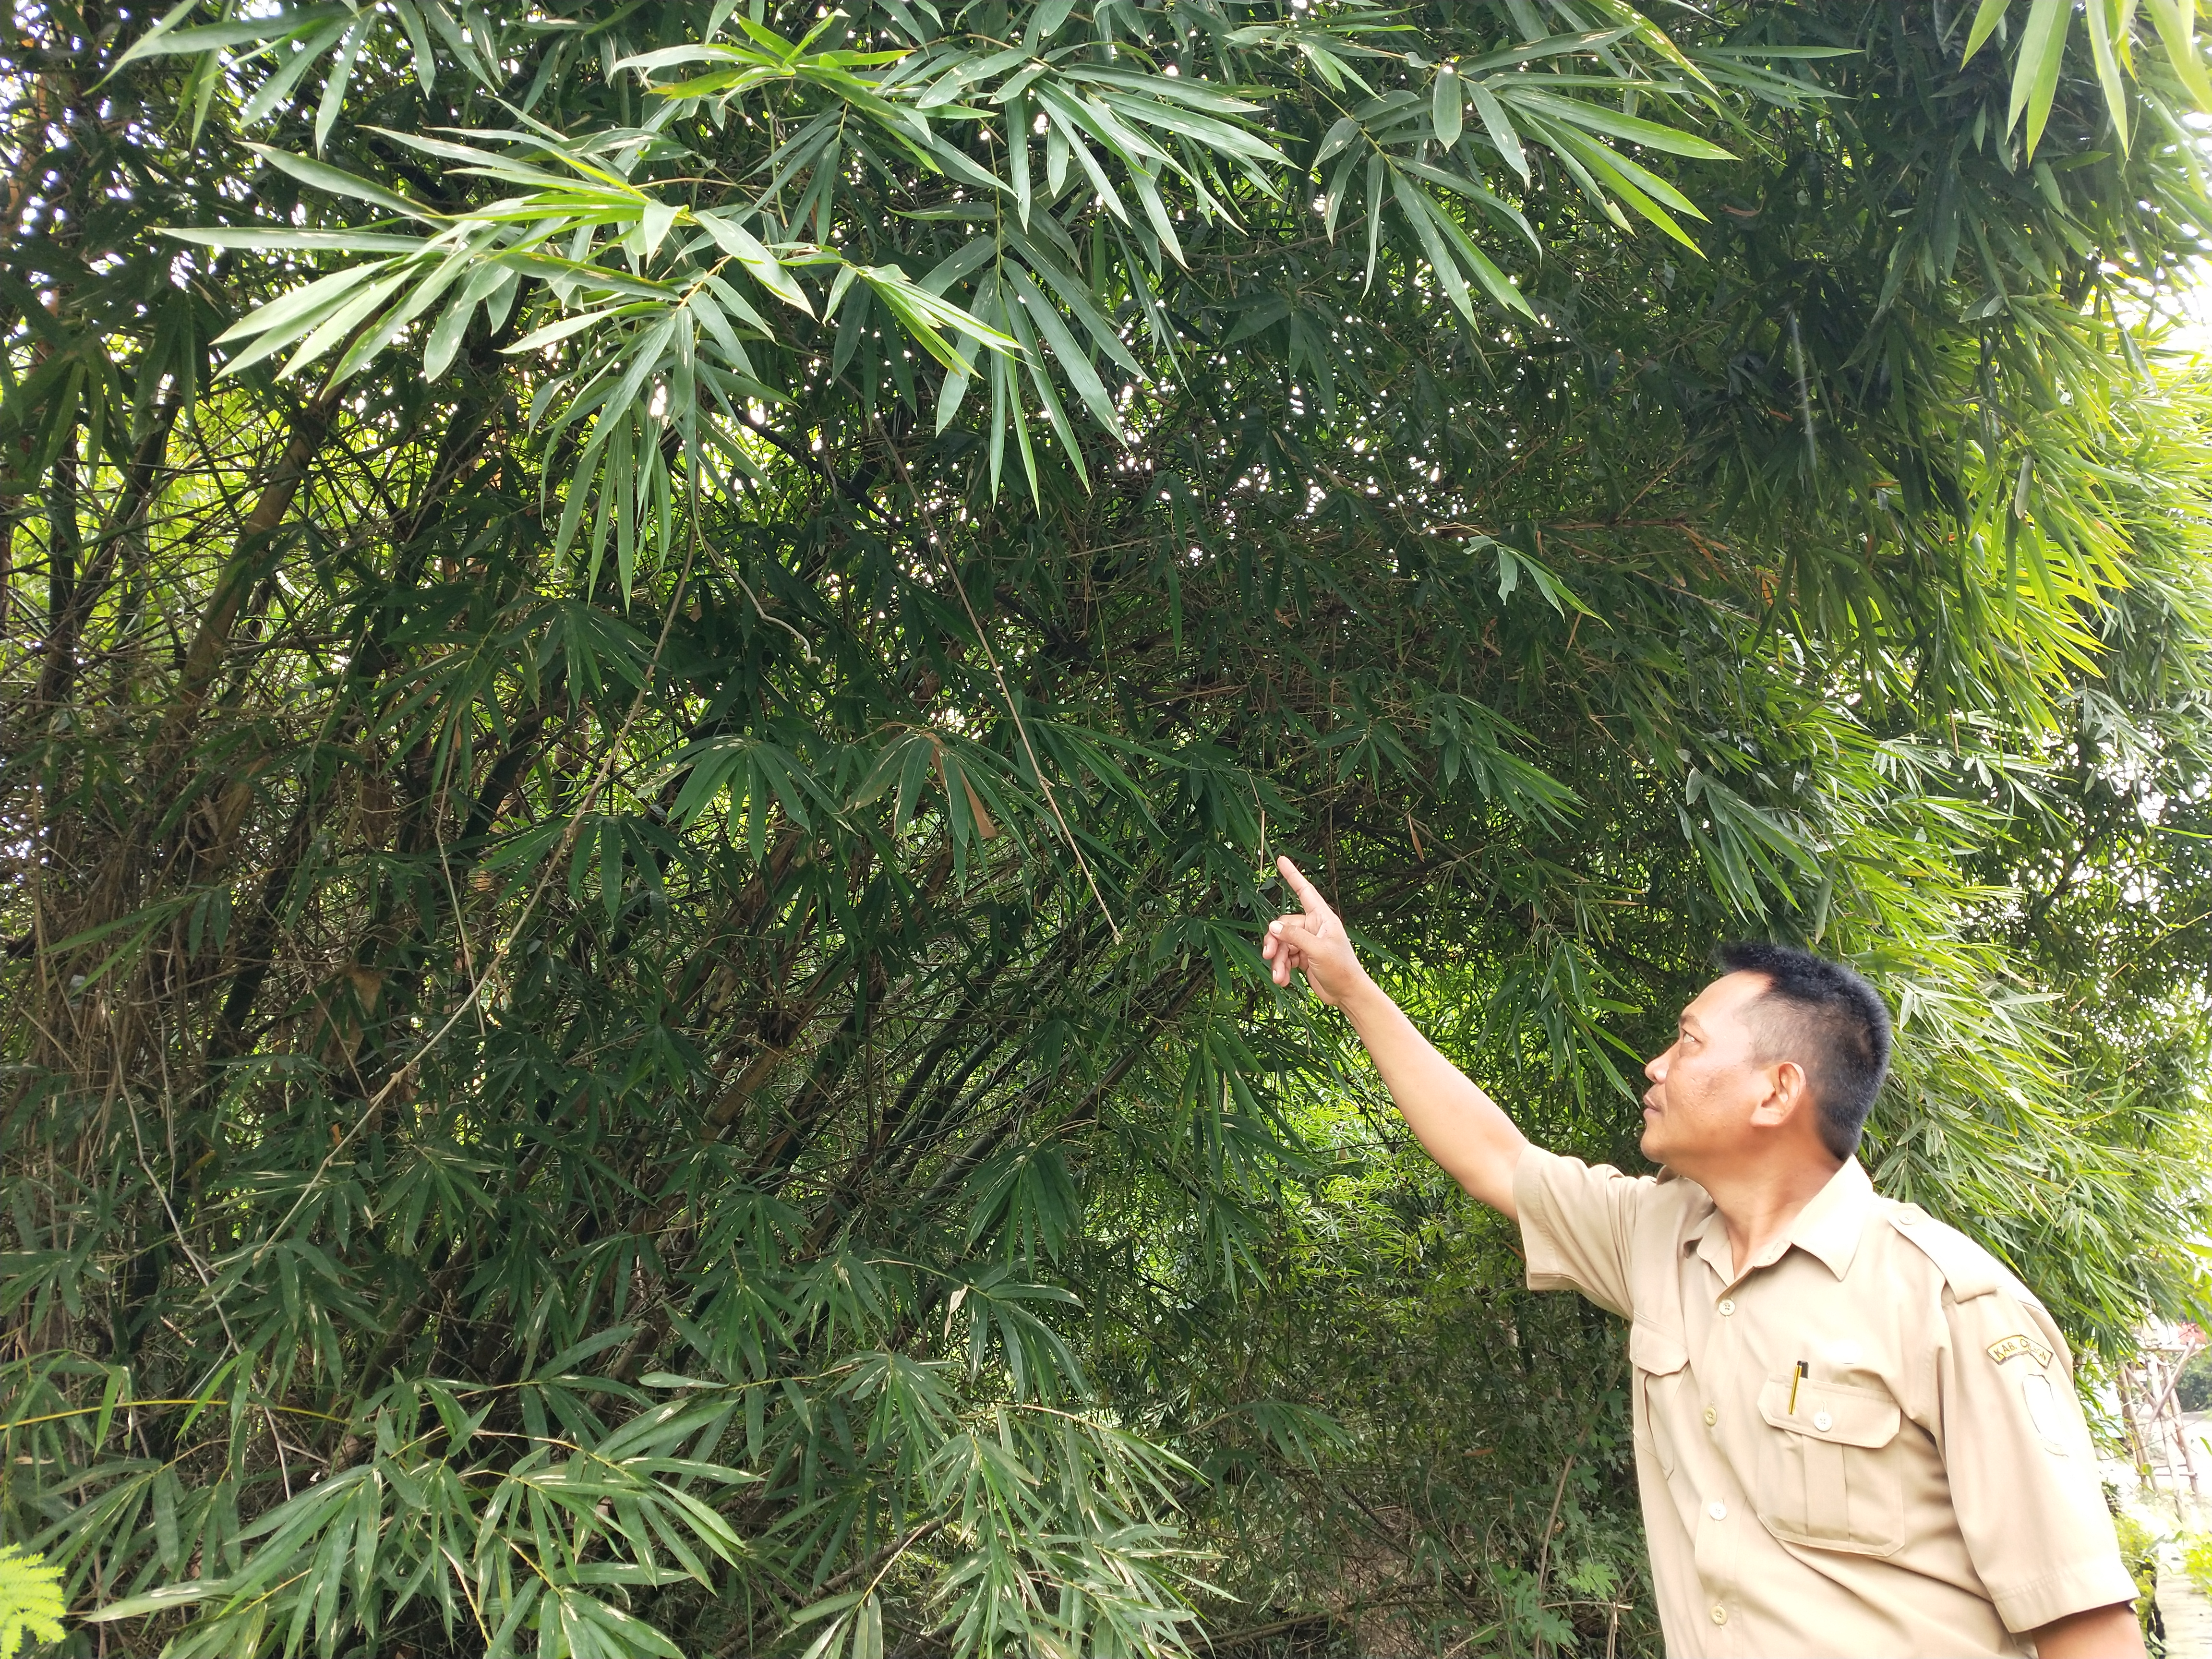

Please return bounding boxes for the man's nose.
[1645,1047,1669,1083]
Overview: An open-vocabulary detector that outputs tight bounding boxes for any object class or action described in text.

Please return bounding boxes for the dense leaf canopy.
[5,0,2212,1653]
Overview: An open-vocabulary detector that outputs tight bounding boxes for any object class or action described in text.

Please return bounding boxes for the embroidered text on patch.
[1986,1334,2054,1368]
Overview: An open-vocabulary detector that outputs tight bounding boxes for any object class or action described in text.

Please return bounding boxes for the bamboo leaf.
[1433,62,1464,149]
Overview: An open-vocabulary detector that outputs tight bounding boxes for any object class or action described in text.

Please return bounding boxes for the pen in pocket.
[1788,1359,1809,1414]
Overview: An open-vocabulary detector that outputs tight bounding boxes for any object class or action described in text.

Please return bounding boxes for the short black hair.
[1715,942,1893,1160]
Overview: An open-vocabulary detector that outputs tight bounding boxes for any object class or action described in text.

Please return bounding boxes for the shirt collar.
[1679,1157,1876,1286]
[1788,1158,1875,1279]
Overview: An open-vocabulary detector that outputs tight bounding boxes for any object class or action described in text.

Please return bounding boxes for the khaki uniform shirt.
[1514,1146,2137,1657]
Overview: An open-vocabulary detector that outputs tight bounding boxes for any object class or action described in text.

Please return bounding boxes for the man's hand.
[1259,852,1527,1214]
[1261,856,1369,1006]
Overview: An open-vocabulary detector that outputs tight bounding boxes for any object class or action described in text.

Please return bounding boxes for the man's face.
[1640,971,1783,1172]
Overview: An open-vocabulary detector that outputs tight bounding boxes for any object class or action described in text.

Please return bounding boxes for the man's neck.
[1694,1149,1847,1280]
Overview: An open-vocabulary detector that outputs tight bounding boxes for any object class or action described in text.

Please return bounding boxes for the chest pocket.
[1752,1372,1905,1556]
[1629,1321,1689,1478]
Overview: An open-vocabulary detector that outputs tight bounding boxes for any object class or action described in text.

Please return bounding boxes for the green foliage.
[1960,0,2212,159]
[2176,1350,2212,1413]
[4,0,2212,1653]
[2110,1505,2163,1650]
[2183,1528,2212,1599]
[0,1546,66,1659]
[1165,1106,1656,1653]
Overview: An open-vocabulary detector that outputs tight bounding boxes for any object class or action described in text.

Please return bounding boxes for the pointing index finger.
[1276,854,1331,916]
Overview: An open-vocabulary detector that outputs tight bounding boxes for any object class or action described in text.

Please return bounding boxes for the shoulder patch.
[1988,1333,2055,1368]
[1886,1207,2007,1301]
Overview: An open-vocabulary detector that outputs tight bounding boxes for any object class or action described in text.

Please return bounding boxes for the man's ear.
[1748,1059,1808,1129]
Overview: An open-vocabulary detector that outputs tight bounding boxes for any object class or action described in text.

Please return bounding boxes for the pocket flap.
[1629,1320,1688,1376]
[1757,1375,1900,1448]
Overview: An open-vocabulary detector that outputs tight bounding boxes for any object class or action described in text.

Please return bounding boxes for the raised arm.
[1262,855,1528,1215]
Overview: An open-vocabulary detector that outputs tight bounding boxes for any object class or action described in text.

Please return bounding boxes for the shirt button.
[1718,1298,1736,1316]
[1711,1605,1729,1626]
[1708,1500,1728,1520]
[1703,1406,1718,1426]
[1813,1410,1833,1432]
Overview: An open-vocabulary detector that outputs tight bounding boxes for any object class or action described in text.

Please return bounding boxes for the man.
[1261,855,2143,1658]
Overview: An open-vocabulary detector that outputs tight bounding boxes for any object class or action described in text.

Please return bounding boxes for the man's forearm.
[1335,972,1528,1215]
[2028,1603,2146,1659]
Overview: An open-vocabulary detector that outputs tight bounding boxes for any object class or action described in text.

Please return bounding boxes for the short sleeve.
[1513,1145,1654,1319]
[1938,1289,2139,1634]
